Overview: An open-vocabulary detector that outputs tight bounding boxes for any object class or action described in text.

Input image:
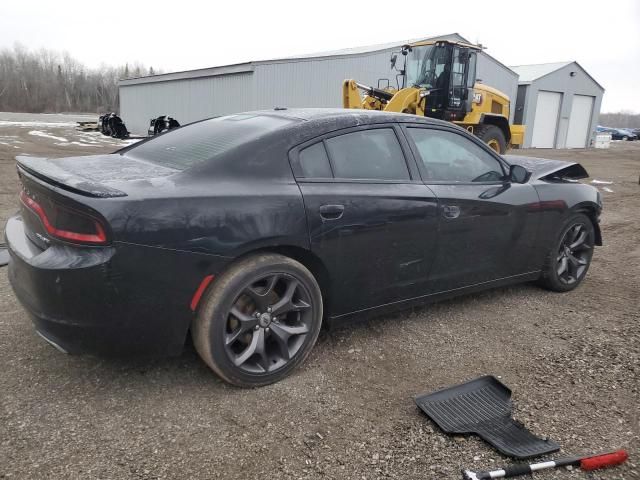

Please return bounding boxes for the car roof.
[246,107,452,128]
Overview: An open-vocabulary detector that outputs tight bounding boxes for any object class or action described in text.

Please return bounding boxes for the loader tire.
[475,124,507,154]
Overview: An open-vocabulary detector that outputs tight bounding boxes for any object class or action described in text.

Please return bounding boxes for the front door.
[403,125,541,292]
[290,125,439,316]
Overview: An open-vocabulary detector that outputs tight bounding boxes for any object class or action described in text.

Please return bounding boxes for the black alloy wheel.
[224,273,313,374]
[539,213,595,292]
[192,254,323,387]
[555,222,592,285]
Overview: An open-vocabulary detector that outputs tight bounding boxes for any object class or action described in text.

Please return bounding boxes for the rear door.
[290,124,438,316]
[402,125,541,292]
[566,95,594,148]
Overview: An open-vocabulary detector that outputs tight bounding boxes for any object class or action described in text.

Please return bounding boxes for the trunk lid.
[15,153,179,250]
[16,154,179,198]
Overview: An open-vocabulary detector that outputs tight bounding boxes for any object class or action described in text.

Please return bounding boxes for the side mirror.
[509,164,531,184]
[390,53,398,70]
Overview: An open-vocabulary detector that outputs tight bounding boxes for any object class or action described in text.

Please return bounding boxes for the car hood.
[503,155,589,181]
[16,154,179,198]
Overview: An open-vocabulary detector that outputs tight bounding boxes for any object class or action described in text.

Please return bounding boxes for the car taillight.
[20,190,108,245]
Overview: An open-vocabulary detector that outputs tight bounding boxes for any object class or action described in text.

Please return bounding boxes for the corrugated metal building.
[511,62,604,148]
[119,33,519,135]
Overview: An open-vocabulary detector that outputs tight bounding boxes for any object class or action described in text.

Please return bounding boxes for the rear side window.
[125,114,296,171]
[299,142,332,178]
[324,129,409,180]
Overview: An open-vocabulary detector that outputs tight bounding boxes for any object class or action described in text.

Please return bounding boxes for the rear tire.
[192,253,323,387]
[475,124,507,154]
[538,213,595,292]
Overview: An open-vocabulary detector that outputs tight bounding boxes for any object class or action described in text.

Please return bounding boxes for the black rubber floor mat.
[415,375,559,459]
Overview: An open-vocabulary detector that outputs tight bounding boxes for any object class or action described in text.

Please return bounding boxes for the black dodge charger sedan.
[5,109,602,387]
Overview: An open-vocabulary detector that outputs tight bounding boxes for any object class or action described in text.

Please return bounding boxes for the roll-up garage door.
[531,91,562,148]
[566,95,594,148]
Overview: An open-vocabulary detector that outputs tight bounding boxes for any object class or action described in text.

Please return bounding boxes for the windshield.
[124,114,296,170]
[405,44,450,88]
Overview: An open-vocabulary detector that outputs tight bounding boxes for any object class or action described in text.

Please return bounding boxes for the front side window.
[324,129,409,181]
[408,128,505,183]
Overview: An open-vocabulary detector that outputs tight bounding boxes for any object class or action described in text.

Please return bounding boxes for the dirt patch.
[1,116,638,479]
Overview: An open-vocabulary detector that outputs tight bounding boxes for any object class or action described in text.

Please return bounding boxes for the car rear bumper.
[5,214,228,356]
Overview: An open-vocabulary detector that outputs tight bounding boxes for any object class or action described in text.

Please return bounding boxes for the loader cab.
[399,41,477,121]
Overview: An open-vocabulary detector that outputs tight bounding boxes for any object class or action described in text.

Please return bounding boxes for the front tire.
[538,213,595,292]
[192,253,323,387]
[475,124,507,154]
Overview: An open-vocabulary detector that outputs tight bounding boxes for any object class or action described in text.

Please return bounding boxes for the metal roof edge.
[118,62,254,86]
[252,33,468,65]
[117,32,520,86]
[512,61,604,91]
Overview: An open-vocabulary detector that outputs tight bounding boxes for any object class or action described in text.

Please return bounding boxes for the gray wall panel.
[119,34,520,136]
[476,55,519,123]
[253,51,399,110]
[120,73,254,135]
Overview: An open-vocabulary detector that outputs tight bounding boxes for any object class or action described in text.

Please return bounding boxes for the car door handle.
[319,204,345,220]
[442,205,461,219]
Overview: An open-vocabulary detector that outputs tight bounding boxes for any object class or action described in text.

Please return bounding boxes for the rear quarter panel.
[99,180,309,257]
[84,136,310,260]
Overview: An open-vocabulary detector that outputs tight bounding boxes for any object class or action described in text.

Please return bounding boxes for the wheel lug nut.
[254,325,259,330]
[267,307,272,313]
[265,327,270,333]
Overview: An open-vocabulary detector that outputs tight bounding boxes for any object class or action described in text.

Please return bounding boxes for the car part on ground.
[4,109,602,386]
[342,40,525,153]
[462,449,629,479]
[98,113,129,139]
[147,115,181,136]
[414,376,560,458]
[76,121,99,132]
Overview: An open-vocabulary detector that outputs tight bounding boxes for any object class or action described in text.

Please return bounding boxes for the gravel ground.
[0,114,638,479]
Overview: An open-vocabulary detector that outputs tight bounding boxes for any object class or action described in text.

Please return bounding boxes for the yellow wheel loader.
[342,40,525,153]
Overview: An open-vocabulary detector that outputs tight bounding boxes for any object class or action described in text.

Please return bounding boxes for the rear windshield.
[124,113,296,170]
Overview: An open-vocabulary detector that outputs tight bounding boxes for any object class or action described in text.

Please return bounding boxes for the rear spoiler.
[16,156,127,198]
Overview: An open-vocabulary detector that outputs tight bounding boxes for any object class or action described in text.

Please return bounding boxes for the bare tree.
[0,44,161,113]
[599,111,640,128]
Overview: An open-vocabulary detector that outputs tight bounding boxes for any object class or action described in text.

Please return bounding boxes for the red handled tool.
[462,450,628,479]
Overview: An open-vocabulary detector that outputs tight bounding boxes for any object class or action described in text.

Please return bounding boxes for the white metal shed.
[511,62,604,148]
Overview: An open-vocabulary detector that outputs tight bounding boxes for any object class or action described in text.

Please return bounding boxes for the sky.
[1,0,639,113]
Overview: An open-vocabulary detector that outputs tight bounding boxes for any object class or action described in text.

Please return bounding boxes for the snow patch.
[55,141,100,147]
[0,120,76,128]
[0,135,24,145]
[28,130,68,142]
